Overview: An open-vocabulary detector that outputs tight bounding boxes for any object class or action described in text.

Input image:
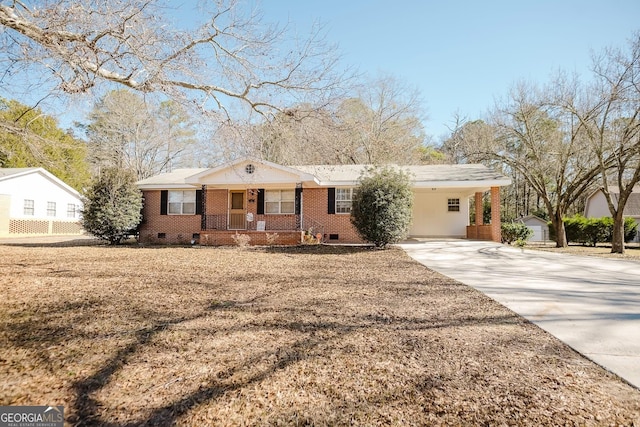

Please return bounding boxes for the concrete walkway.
[398,239,640,390]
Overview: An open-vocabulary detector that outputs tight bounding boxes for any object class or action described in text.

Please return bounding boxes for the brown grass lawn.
[1,241,639,426]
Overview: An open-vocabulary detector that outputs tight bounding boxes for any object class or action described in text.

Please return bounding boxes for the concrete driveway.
[398,239,640,390]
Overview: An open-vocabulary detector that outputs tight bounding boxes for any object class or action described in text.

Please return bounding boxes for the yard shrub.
[563,215,588,244]
[350,166,413,248]
[588,216,613,246]
[501,222,533,245]
[81,167,143,244]
[549,215,638,245]
[624,217,639,242]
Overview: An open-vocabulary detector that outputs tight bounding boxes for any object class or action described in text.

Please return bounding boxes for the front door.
[229,191,246,230]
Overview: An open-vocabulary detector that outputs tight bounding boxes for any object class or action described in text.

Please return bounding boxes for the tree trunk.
[553,212,568,248]
[611,212,626,254]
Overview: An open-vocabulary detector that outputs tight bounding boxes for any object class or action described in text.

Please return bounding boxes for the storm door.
[229,191,246,230]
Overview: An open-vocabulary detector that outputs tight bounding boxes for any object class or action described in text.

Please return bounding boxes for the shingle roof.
[597,186,640,216]
[136,159,511,189]
[623,193,640,216]
[292,164,510,186]
[0,167,40,180]
[0,167,80,196]
[136,168,208,186]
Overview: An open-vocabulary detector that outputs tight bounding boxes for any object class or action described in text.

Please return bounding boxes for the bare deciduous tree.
[452,81,602,247]
[234,74,428,165]
[561,32,640,253]
[0,0,347,116]
[336,75,427,164]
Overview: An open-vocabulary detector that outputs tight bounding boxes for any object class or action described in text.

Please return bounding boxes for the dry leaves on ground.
[0,242,639,426]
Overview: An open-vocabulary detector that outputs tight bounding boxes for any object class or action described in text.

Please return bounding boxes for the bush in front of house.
[623,217,639,242]
[501,222,533,245]
[350,166,413,248]
[549,215,638,246]
[82,167,143,244]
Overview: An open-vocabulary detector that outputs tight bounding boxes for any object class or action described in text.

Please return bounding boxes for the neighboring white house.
[516,215,549,242]
[584,187,640,221]
[0,168,84,237]
[584,186,640,242]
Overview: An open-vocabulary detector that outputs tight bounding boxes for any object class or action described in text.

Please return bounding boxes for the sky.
[2,1,639,142]
[253,0,639,139]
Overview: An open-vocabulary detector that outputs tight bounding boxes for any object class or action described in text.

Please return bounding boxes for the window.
[23,199,34,216]
[265,190,295,214]
[336,188,355,214]
[448,198,460,212]
[67,203,77,218]
[168,190,196,214]
[47,201,56,216]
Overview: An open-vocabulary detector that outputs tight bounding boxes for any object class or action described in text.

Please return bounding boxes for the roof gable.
[0,167,80,197]
[184,158,316,188]
[585,187,640,217]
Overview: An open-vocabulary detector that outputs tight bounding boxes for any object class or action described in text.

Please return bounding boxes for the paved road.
[398,239,640,390]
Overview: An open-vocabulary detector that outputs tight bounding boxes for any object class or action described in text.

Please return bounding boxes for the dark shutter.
[160,190,168,215]
[327,187,335,214]
[295,187,302,215]
[257,188,265,215]
[195,190,203,215]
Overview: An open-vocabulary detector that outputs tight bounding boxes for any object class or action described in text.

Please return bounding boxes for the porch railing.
[203,214,302,231]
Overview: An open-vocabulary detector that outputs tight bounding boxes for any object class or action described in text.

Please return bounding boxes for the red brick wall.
[140,187,365,245]
[302,188,362,243]
[490,186,501,243]
[139,190,201,244]
[207,189,228,214]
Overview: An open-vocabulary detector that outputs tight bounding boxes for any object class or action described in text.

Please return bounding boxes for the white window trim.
[265,189,295,214]
[24,199,34,216]
[336,188,355,214]
[447,198,461,212]
[168,190,196,215]
[47,201,56,217]
[67,203,77,218]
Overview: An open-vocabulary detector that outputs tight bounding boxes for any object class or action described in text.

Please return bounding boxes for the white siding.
[584,191,611,218]
[195,160,304,188]
[0,172,82,220]
[409,190,469,238]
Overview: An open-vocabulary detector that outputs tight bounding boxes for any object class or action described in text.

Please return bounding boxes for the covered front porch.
[198,212,319,246]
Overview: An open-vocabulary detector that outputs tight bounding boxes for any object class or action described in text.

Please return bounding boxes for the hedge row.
[549,215,638,246]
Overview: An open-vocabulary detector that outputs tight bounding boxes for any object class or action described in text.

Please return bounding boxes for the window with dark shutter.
[295,187,302,215]
[327,188,335,214]
[160,190,168,215]
[257,188,265,215]
[195,190,203,215]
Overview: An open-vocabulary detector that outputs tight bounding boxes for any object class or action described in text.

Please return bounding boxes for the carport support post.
[474,192,484,226]
[491,186,501,243]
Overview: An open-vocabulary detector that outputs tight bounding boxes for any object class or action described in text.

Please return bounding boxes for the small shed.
[517,215,549,242]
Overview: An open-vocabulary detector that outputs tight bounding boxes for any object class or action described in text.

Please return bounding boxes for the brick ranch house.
[136,157,511,245]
